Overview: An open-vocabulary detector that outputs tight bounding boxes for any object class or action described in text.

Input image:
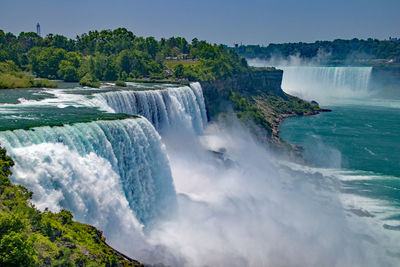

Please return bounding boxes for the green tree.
[117,50,132,74]
[57,61,79,82]
[28,47,66,78]
[145,37,159,58]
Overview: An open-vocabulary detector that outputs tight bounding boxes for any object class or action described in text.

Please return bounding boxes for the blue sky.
[1,0,399,45]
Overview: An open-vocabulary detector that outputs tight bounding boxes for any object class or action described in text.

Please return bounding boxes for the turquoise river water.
[281,102,400,221]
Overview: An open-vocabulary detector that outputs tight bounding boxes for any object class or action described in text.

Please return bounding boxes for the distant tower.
[36,23,41,36]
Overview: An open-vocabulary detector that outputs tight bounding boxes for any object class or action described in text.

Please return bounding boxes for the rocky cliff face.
[200,68,324,161]
[200,69,285,119]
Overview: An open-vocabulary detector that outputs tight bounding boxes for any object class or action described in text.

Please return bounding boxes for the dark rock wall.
[200,70,285,119]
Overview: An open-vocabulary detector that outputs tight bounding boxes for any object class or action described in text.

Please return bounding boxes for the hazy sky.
[1,0,399,45]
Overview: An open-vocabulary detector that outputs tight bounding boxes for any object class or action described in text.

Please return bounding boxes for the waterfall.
[0,118,176,226]
[0,80,395,265]
[93,82,208,134]
[280,66,373,104]
[247,59,373,104]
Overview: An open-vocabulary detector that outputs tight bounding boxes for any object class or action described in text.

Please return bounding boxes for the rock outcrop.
[200,69,285,119]
[199,68,328,161]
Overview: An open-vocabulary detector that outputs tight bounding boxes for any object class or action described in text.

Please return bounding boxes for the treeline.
[0,28,248,87]
[233,38,400,64]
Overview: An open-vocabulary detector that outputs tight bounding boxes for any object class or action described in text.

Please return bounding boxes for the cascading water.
[1,82,397,266]
[247,59,373,104]
[0,118,176,226]
[93,82,207,134]
[280,66,372,104]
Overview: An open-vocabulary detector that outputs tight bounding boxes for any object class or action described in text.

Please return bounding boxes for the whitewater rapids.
[0,82,396,266]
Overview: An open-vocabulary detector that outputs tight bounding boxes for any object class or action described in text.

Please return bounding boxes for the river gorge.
[0,71,399,266]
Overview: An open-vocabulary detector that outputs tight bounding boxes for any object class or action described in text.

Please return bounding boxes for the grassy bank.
[0,61,56,89]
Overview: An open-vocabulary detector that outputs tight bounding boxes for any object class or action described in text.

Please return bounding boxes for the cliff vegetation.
[0,146,142,266]
[231,91,321,137]
[200,69,324,156]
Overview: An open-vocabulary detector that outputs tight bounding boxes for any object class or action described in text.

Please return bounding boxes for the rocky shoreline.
[272,108,332,160]
[273,108,332,138]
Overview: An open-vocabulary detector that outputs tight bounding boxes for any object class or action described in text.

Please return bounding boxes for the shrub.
[115,80,127,87]
[0,232,37,266]
[31,78,57,88]
[230,92,272,131]
[79,74,100,88]
[0,73,30,89]
[173,64,184,78]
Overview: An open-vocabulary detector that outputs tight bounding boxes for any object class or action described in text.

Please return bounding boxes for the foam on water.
[11,142,144,239]
[0,118,176,225]
[1,82,398,266]
[92,82,207,134]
